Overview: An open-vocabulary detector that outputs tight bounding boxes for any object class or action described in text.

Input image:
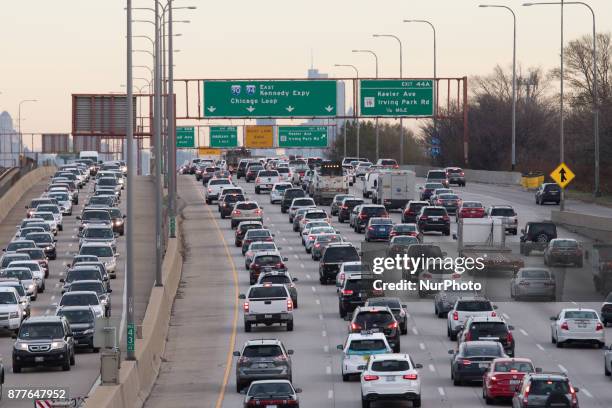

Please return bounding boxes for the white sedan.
[360,353,422,408]
[550,308,605,348]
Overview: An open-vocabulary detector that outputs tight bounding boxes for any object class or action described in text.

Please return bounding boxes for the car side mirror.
[493,305,498,310]
[520,229,525,234]
[107,288,113,293]
[402,304,407,309]
[343,314,351,321]
[59,278,65,283]
[239,389,246,395]
[574,387,580,393]
[336,344,343,350]
[357,365,366,371]
[76,216,81,220]
[295,388,302,394]
[508,325,515,330]
[550,316,557,321]
[292,277,298,282]
[238,294,246,299]
[123,215,127,218]
[232,351,240,357]
[114,233,119,238]
[358,251,363,256]
[415,363,423,369]
[448,349,455,355]
[11,333,17,339]
[287,349,294,355]
[535,367,543,373]
[452,234,457,240]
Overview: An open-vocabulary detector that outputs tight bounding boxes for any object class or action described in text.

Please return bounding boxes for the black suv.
[281,188,306,213]
[349,306,400,352]
[245,164,264,182]
[338,197,364,223]
[354,205,388,233]
[457,316,515,356]
[12,316,75,372]
[520,221,557,256]
[236,160,250,179]
[512,372,579,408]
[535,183,561,205]
[417,206,450,235]
[234,221,263,247]
[319,243,360,284]
[56,306,98,351]
[337,274,378,318]
[219,194,246,219]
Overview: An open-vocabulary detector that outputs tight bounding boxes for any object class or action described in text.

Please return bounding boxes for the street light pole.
[153,0,163,286]
[353,50,379,161]
[334,64,360,157]
[479,5,517,171]
[374,34,404,164]
[125,0,135,361]
[168,0,177,238]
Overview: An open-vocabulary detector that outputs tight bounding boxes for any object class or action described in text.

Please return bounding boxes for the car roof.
[253,251,281,257]
[243,338,283,346]
[24,316,64,324]
[355,306,392,313]
[560,308,597,313]
[70,280,104,285]
[347,332,387,341]
[80,242,113,248]
[369,353,412,361]
[57,305,94,312]
[62,290,98,296]
[467,316,505,324]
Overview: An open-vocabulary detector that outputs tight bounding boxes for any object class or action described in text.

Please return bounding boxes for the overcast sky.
[1,0,610,133]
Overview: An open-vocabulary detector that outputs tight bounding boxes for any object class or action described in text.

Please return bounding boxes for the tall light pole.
[334,64,360,158]
[18,99,37,157]
[353,49,380,161]
[524,1,599,197]
[479,5,517,171]
[404,19,438,161]
[373,34,404,164]
[168,0,176,238]
[125,0,135,361]
[523,1,566,208]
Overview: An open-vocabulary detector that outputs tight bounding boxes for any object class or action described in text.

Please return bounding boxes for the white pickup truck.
[205,178,233,204]
[239,283,294,332]
[255,170,281,194]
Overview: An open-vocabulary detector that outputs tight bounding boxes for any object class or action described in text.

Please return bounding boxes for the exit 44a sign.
[203,80,337,118]
[278,126,328,148]
[360,80,434,117]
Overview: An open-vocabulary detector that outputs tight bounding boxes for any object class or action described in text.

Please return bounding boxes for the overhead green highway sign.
[359,79,434,117]
[203,80,337,118]
[209,126,238,148]
[176,126,195,148]
[278,126,328,148]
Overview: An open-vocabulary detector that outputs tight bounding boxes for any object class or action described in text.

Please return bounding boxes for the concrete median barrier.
[84,221,184,408]
[0,166,56,223]
[551,210,612,243]
[400,165,521,186]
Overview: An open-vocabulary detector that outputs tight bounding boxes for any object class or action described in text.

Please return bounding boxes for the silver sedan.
[511,267,556,301]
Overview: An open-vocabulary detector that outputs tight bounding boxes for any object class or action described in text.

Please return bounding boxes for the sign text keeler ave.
[360,80,434,117]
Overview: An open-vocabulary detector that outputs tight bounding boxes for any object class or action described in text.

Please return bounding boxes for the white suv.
[270,182,292,204]
[360,353,422,408]
[338,332,391,381]
[486,205,518,235]
[255,170,281,194]
[0,287,25,333]
[447,297,498,340]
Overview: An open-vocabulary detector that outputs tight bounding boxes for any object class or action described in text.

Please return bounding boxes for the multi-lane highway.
[152,171,612,408]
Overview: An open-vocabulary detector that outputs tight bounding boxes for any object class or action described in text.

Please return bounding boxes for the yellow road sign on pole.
[550,162,575,189]
[198,147,222,157]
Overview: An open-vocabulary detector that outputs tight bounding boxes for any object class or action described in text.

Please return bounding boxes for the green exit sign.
[176,126,195,148]
[127,323,135,352]
[210,126,238,148]
[360,80,434,117]
[278,126,328,148]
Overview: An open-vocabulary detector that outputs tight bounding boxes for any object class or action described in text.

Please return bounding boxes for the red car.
[456,201,485,222]
[482,357,538,404]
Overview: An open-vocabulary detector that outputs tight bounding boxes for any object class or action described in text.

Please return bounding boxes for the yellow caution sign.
[245,125,274,148]
[550,162,575,189]
[198,147,222,157]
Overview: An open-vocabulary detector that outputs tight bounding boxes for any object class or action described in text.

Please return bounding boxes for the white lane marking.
[502,313,510,319]
[73,228,77,232]
[59,271,64,276]
[68,243,73,247]
[300,263,304,268]
[293,254,298,259]
[536,343,545,351]
[519,329,529,336]
[270,223,275,227]
[558,364,567,373]
[581,388,593,398]
[322,330,327,337]
[50,296,56,301]
[54,283,60,288]
[65,252,71,256]
[311,286,316,293]
[44,309,50,315]
[306,274,311,279]
[419,343,426,350]
[405,313,410,318]
[438,387,445,397]
[412,327,419,335]
[326,366,331,375]
[282,238,287,241]
[71,235,75,239]
[288,246,293,251]
[328,390,333,399]
[319,314,323,320]
[428,364,436,372]
[316,299,320,305]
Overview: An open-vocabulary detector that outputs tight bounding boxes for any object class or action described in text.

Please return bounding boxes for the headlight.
[83,328,94,335]
[50,341,65,350]
[100,297,108,305]
[45,246,53,250]
[15,342,28,351]
[28,284,35,291]
[9,311,19,319]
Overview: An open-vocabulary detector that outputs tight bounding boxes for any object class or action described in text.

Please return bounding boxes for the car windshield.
[391,236,419,246]
[544,184,561,192]
[0,292,17,304]
[464,344,503,357]
[98,178,117,186]
[493,361,534,373]
[293,199,315,206]
[35,213,54,221]
[37,205,59,214]
[60,293,99,306]
[428,171,446,179]
[277,168,289,174]
[240,224,261,234]
[343,263,363,272]
[255,255,281,265]
[367,298,401,309]
[462,202,482,208]
[259,171,278,177]
[552,240,578,248]
[425,183,444,189]
[66,269,101,282]
[371,360,410,372]
[89,197,113,205]
[260,275,291,284]
[380,160,397,165]
[529,379,569,395]
[370,218,393,225]
[19,323,64,339]
[565,311,597,319]
[273,184,290,191]
[27,233,53,244]
[49,193,69,201]
[345,279,375,292]
[362,207,386,216]
[58,309,94,324]
[236,203,258,210]
[311,227,334,235]
[439,194,459,200]
[18,249,44,260]
[6,241,35,251]
[210,179,231,185]
[316,235,341,243]
[305,212,327,220]
[456,300,493,312]
[248,382,293,397]
[334,195,351,203]
[0,285,25,296]
[247,230,271,238]
[324,247,359,263]
[80,246,113,257]
[355,311,394,326]
[394,224,417,232]
[225,195,245,203]
[243,345,282,358]
[490,208,515,216]
[71,283,104,294]
[470,322,507,335]
[2,269,33,280]
[343,199,363,207]
[2,256,28,268]
[423,208,447,216]
[248,287,287,299]
[250,243,276,251]
[85,229,114,238]
[521,269,551,279]
[348,339,387,352]
[83,211,110,221]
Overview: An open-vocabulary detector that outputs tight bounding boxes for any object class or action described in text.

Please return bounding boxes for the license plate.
[577,324,587,328]
[257,363,268,368]
[479,363,489,368]
[266,406,278,408]
[378,227,385,231]
[430,217,440,221]
[35,356,44,362]
[264,314,272,319]
[510,380,520,385]
[385,376,396,382]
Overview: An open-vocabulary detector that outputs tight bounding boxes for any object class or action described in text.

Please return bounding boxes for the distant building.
[0,111,20,167]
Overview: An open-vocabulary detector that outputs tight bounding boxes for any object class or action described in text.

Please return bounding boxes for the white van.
[79,151,99,164]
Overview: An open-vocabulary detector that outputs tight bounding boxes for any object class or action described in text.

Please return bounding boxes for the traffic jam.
[0,158,124,380]
[182,156,612,408]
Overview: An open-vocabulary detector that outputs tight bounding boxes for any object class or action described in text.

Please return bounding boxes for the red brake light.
[403,373,417,380]
[462,359,471,365]
[341,205,348,209]
[287,298,293,311]
[342,289,353,296]
[596,322,604,331]
[254,209,262,215]
[350,322,362,331]
[387,321,398,329]
[420,216,428,221]
[368,226,374,231]
[363,375,379,381]
[233,210,241,215]
[314,243,321,248]
[256,177,261,183]
[453,311,459,321]
[523,385,530,404]
[243,301,249,312]
[442,215,450,221]
[561,322,569,330]
[208,188,212,192]
[359,214,367,219]
[491,311,497,317]
[507,331,514,343]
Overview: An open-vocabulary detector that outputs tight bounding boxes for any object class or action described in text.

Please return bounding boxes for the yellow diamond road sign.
[550,162,575,189]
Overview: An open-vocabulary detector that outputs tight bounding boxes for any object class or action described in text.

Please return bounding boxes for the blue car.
[364,217,394,242]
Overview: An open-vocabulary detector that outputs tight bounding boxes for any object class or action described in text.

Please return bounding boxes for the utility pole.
[168,0,177,237]
[154,0,163,286]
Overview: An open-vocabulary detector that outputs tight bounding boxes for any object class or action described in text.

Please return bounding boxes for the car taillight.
[390,231,397,236]
[359,214,367,219]
[596,322,604,331]
[238,356,250,364]
[232,210,241,216]
[342,289,353,296]
[368,226,374,231]
[252,263,260,270]
[276,262,285,269]
[442,215,450,221]
[464,332,472,341]
[523,384,530,404]
[287,298,293,311]
[491,311,497,317]
[207,188,212,193]
[341,205,348,209]
[393,164,399,169]
[363,375,379,381]
[273,354,287,362]
[255,209,262,215]
[462,359,471,366]
[561,322,569,330]
[243,302,249,312]
[453,311,459,321]
[420,216,428,221]
[314,243,321,248]
[436,200,442,205]
[489,375,497,384]
[403,373,417,380]
[507,331,514,343]
[256,178,261,183]
[387,321,398,329]
[351,322,362,331]
[569,384,578,404]
[309,236,316,241]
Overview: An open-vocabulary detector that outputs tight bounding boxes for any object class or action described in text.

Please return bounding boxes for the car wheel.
[453,376,461,386]
[12,363,20,374]
[62,357,71,371]
[244,322,252,332]
[286,321,294,331]
[413,397,421,407]
[444,229,451,236]
[339,304,346,318]
[342,373,350,382]
[576,259,583,268]
[605,362,611,376]
[70,351,75,366]
[450,330,458,341]
[361,398,370,408]
[401,325,408,335]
